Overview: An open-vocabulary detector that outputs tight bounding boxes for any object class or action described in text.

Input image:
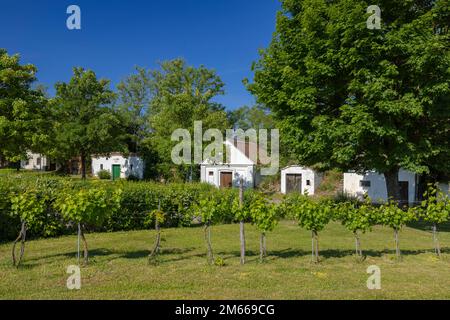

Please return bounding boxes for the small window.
[360,180,371,187]
[130,164,133,171]
[306,180,311,186]
[100,164,104,170]
[36,157,41,166]
[208,171,214,176]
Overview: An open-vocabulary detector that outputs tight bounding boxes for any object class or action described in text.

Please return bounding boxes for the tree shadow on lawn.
[20,247,196,265]
[10,245,450,269]
[215,246,450,262]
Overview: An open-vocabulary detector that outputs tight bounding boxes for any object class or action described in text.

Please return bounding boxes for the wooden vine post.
[239,177,246,265]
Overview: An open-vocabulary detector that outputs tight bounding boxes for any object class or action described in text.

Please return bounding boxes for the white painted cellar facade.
[343,169,417,204]
[200,139,258,188]
[91,152,144,180]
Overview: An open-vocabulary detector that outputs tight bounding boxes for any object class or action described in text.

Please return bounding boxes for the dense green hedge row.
[0,173,221,241]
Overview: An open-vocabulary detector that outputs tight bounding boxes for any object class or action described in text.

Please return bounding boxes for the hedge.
[0,173,222,241]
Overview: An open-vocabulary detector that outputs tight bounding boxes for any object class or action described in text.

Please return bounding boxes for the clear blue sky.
[0,0,280,110]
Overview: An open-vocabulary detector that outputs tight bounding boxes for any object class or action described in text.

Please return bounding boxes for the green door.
[112,164,121,180]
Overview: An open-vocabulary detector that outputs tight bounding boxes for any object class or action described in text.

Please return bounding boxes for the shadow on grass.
[9,245,450,269]
[408,220,450,233]
[21,247,197,265]
[215,246,450,262]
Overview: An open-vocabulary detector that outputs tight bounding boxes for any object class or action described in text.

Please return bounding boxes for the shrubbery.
[0,173,218,241]
[1,172,449,266]
[97,170,111,180]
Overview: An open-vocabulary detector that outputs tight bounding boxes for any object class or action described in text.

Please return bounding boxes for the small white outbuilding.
[280,166,323,195]
[91,152,144,180]
[343,169,417,204]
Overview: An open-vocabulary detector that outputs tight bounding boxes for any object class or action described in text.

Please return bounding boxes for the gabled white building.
[91,152,144,180]
[343,169,417,204]
[280,166,323,195]
[200,139,259,188]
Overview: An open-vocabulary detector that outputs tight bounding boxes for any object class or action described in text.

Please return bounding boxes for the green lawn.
[0,220,449,299]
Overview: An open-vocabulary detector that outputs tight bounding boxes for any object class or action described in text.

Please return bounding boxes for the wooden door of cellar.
[286,174,302,193]
[220,172,233,188]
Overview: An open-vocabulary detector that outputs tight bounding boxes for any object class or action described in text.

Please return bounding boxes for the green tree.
[228,104,274,130]
[0,49,50,167]
[334,199,375,258]
[9,190,47,266]
[52,68,125,178]
[376,201,417,259]
[54,187,122,265]
[249,194,279,262]
[116,67,152,153]
[248,0,450,202]
[143,59,230,181]
[192,190,232,265]
[419,184,450,257]
[286,194,332,263]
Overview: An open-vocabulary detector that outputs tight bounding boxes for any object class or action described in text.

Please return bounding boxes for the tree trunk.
[432,224,441,257]
[239,177,246,265]
[394,228,401,259]
[80,225,88,265]
[315,231,319,262]
[354,231,362,257]
[204,222,213,265]
[259,232,266,263]
[148,210,161,264]
[80,152,87,179]
[12,221,26,266]
[240,221,246,265]
[384,168,401,205]
[311,230,319,263]
[77,223,81,265]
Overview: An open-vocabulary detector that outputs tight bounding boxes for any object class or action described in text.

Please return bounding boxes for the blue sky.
[0,0,280,110]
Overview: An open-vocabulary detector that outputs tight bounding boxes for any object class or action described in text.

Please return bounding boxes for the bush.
[97,170,111,180]
[0,172,218,241]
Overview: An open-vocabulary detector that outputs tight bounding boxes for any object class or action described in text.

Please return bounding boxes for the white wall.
[21,152,49,171]
[280,166,321,195]
[200,164,255,188]
[92,154,144,179]
[224,140,254,165]
[200,140,256,188]
[343,169,416,204]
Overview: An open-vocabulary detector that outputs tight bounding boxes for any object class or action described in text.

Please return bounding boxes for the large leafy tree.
[249,0,450,201]
[0,49,49,166]
[228,104,274,130]
[144,59,229,181]
[52,68,125,178]
[116,67,152,153]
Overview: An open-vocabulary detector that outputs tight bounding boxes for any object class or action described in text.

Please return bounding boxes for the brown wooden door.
[398,181,409,205]
[286,174,302,193]
[220,172,233,188]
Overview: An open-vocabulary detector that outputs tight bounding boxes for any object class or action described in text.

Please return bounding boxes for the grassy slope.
[0,220,449,300]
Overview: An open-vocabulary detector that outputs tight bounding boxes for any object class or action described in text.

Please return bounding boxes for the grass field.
[0,220,449,299]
